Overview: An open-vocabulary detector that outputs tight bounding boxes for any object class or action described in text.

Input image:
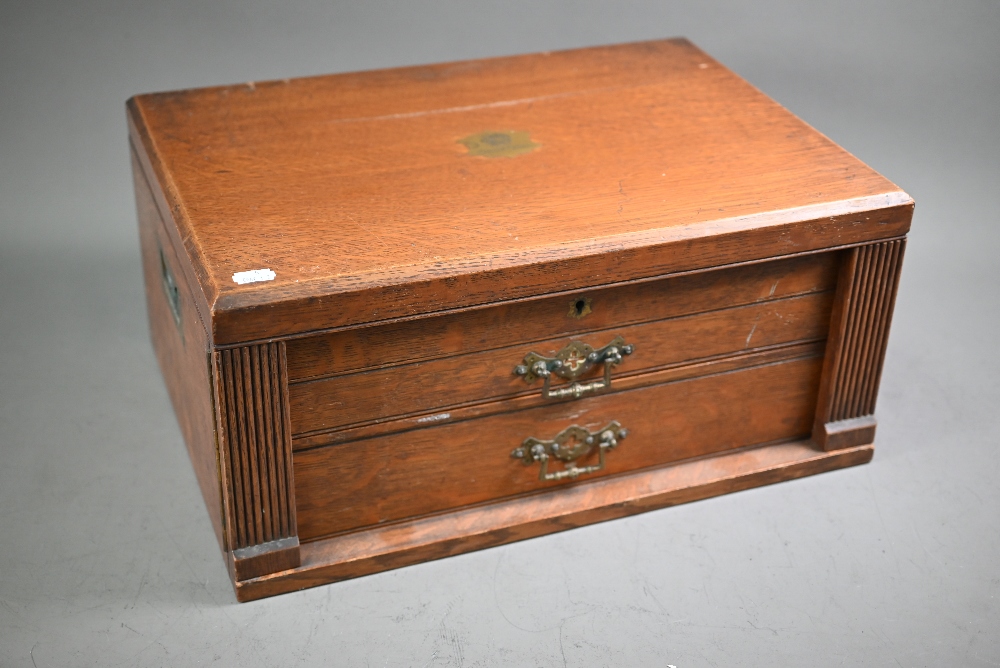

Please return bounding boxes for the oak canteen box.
[127,38,912,601]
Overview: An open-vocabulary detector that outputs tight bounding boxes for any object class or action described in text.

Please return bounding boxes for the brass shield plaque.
[458,130,540,158]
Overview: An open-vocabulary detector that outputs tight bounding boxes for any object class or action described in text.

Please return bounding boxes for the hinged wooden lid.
[127,38,912,345]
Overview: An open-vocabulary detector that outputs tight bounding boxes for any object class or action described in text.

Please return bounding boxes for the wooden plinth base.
[234,440,873,601]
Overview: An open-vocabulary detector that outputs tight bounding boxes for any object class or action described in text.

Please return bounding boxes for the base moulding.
[235,439,873,601]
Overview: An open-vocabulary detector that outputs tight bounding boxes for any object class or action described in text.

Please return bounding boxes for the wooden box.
[127,39,912,601]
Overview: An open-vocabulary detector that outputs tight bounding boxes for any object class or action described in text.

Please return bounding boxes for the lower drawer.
[293,352,823,541]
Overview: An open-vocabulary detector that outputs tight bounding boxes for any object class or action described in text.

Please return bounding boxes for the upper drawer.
[290,291,833,436]
[285,253,837,381]
[285,252,839,438]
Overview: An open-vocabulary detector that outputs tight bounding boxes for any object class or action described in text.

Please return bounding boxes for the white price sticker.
[232,268,276,285]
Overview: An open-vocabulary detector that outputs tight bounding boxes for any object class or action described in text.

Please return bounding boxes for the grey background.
[1,0,997,665]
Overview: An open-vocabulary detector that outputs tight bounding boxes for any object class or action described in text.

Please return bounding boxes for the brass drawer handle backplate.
[513,336,634,399]
[511,421,627,481]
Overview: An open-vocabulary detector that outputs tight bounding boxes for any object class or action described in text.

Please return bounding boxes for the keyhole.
[568,297,592,319]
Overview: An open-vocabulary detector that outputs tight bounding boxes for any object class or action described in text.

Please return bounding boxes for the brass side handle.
[158,245,183,338]
[511,422,627,481]
[513,336,634,400]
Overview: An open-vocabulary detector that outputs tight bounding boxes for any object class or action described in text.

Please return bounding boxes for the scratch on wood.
[417,412,451,423]
[327,86,624,125]
[745,315,762,348]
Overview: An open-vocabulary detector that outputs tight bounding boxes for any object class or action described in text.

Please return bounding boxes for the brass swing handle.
[511,422,627,481]
[513,336,634,400]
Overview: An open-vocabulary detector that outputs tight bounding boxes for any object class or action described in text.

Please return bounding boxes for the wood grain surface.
[812,239,906,449]
[293,353,823,541]
[824,240,905,422]
[127,38,911,600]
[215,343,297,550]
[290,341,825,450]
[284,251,838,380]
[238,440,874,601]
[134,146,225,550]
[127,38,912,344]
[290,291,831,434]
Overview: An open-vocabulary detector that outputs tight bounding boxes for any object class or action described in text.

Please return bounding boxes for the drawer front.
[285,252,837,382]
[293,352,823,542]
[289,291,832,435]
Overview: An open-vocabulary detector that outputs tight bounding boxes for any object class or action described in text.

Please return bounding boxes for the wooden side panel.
[813,240,906,449]
[133,145,225,550]
[215,342,301,579]
[294,354,823,541]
